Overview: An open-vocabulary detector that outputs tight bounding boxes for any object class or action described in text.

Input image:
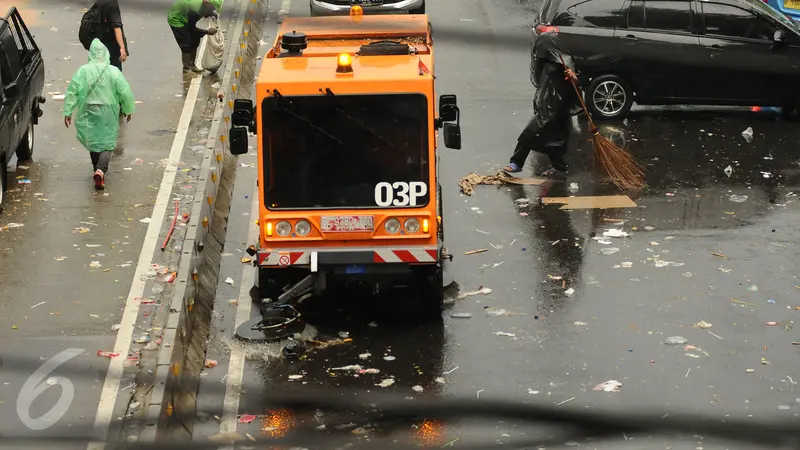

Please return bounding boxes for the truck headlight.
[276,221,292,236]
[295,220,311,236]
[384,218,401,234]
[404,218,420,233]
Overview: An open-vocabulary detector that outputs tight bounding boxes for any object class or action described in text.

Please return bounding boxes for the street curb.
[136,0,269,442]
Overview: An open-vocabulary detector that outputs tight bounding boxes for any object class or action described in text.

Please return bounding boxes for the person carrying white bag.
[197,15,224,73]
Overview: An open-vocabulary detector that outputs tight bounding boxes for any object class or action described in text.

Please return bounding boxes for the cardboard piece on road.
[542,195,637,210]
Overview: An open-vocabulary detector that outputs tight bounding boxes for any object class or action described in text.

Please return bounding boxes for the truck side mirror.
[229,126,249,155]
[232,99,256,133]
[439,94,458,122]
[443,123,461,150]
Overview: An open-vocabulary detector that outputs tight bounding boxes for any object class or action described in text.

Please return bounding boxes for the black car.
[531,0,800,119]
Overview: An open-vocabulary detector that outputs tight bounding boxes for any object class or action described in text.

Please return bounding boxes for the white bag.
[199,16,225,72]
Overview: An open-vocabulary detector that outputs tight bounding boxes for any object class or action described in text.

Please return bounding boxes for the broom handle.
[557,55,597,132]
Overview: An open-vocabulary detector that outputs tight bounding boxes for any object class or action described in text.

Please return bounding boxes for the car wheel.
[586,75,633,120]
[0,154,6,215]
[410,0,425,14]
[15,122,34,162]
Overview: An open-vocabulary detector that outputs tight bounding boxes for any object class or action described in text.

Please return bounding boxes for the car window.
[644,1,693,33]
[567,0,627,28]
[628,0,645,27]
[703,3,777,41]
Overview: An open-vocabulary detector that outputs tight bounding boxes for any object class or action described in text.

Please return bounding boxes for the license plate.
[351,0,384,6]
[785,0,800,9]
[321,216,374,232]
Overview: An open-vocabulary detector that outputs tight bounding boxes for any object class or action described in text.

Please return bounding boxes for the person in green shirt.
[167,0,218,74]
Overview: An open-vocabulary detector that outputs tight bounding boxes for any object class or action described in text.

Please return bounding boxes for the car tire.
[410,0,425,14]
[586,75,633,120]
[15,121,34,162]
[0,153,6,215]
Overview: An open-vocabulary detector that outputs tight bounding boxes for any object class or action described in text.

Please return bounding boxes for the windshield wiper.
[270,89,354,151]
[322,88,408,158]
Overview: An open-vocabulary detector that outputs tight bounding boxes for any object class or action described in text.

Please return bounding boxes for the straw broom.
[558,56,645,191]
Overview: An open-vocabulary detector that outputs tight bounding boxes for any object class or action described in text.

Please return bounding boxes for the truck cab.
[229,8,461,318]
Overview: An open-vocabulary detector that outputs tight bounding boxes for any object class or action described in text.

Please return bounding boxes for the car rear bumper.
[257,245,440,268]
[310,0,424,15]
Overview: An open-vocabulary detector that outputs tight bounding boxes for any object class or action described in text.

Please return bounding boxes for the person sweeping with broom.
[505,41,645,190]
[503,53,582,179]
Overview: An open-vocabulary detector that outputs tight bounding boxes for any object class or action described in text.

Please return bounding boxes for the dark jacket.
[96,0,129,55]
[531,54,582,127]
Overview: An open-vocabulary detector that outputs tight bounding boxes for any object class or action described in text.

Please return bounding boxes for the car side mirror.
[443,123,461,150]
[229,126,249,155]
[3,82,19,102]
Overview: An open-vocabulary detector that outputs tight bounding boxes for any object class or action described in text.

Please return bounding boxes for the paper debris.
[593,380,622,392]
[542,195,636,210]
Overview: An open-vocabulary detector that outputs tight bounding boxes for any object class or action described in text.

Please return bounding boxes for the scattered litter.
[240,257,252,264]
[412,385,424,393]
[384,356,396,361]
[603,229,629,238]
[617,261,633,268]
[778,405,791,411]
[528,389,540,394]
[747,285,759,292]
[746,369,755,373]
[694,321,712,329]
[338,331,349,339]
[89,261,102,269]
[46,378,58,386]
[238,414,257,424]
[708,331,724,340]
[765,321,780,326]
[358,353,371,360]
[205,359,218,368]
[664,336,688,345]
[51,94,65,101]
[450,312,472,319]
[719,267,732,273]
[443,366,459,375]
[457,286,492,299]
[710,252,728,259]
[139,218,152,224]
[574,321,588,326]
[30,301,45,309]
[97,351,119,358]
[683,272,693,277]
[564,287,575,296]
[732,298,761,307]
[494,331,515,337]
[485,308,507,317]
[767,299,776,304]
[111,324,122,331]
[476,389,483,398]
[568,182,579,193]
[724,165,733,177]
[376,379,395,388]
[464,248,488,255]
[557,397,575,406]
[331,365,363,372]
[225,277,235,287]
[729,195,748,203]
[459,171,544,195]
[543,195,637,210]
[593,380,622,392]
[741,126,754,143]
[600,247,620,256]
[18,179,31,184]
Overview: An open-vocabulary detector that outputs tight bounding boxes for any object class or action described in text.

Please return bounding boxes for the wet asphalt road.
[0,0,231,446]
[192,0,800,448]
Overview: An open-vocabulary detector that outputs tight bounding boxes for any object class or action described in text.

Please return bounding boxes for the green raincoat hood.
[88,38,111,64]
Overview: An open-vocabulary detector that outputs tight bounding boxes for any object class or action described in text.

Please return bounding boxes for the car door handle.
[711,44,722,49]
[623,34,637,40]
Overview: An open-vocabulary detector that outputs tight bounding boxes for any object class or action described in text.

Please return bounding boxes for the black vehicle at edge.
[531,0,800,119]
[0,7,45,214]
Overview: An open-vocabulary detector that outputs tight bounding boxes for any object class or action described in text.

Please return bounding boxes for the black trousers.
[170,24,204,54]
[101,39,123,72]
[91,151,112,173]
[510,115,571,172]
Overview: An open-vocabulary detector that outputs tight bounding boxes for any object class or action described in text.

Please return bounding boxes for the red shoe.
[93,169,105,190]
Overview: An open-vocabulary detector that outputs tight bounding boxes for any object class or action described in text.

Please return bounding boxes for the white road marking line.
[86,69,204,450]
[219,191,258,450]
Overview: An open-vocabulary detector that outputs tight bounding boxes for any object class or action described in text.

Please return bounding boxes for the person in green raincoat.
[167,0,219,74]
[64,39,136,191]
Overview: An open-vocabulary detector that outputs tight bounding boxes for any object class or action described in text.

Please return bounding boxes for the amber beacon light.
[350,5,363,15]
[337,53,353,73]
